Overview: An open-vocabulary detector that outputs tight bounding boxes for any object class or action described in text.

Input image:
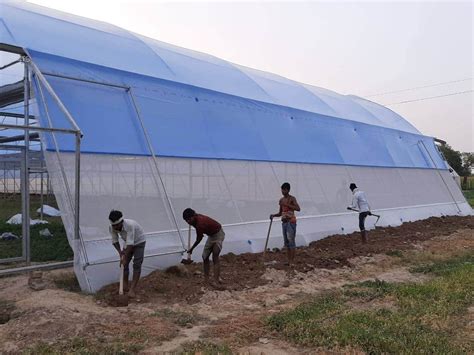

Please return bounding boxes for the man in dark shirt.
[183,208,225,285]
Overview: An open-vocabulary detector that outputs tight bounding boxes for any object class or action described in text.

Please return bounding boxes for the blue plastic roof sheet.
[1,1,446,169]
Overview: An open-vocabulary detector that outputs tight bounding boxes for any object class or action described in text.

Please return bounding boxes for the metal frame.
[22,57,30,263]
[0,52,83,274]
[84,249,183,268]
[0,136,30,265]
[0,58,21,70]
[127,88,186,250]
[33,65,88,266]
[0,146,47,198]
[0,261,73,277]
[15,72,194,272]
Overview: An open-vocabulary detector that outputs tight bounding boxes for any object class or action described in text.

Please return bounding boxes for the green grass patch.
[0,194,71,262]
[410,253,473,276]
[0,194,59,222]
[150,308,203,327]
[267,294,343,335]
[180,340,232,355]
[463,189,474,207]
[0,221,72,261]
[267,253,474,353]
[342,279,394,300]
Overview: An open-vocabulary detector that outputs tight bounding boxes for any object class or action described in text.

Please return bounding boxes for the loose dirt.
[0,215,472,353]
[97,215,474,305]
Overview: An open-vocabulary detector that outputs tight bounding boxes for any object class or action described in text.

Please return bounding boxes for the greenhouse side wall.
[43,152,470,292]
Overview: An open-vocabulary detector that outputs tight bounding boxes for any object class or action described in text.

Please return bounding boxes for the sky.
[25,0,474,152]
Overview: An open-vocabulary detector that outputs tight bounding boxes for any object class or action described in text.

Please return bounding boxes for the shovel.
[262,217,275,265]
[117,263,129,307]
[348,207,381,226]
[181,225,193,265]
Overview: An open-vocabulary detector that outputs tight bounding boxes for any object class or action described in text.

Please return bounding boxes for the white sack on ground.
[7,214,49,226]
[36,205,61,217]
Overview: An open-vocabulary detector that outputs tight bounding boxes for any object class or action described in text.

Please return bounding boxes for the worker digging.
[109,210,146,299]
[103,181,385,303]
[182,208,226,288]
[347,183,372,243]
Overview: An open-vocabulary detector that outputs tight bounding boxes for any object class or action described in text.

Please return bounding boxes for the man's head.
[182,208,197,225]
[281,182,291,196]
[109,210,124,231]
[349,183,357,191]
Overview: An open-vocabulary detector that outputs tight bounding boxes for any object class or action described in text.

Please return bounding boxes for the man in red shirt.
[183,208,225,285]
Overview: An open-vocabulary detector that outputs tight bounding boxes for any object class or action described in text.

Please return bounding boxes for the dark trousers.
[359,212,370,231]
[123,242,146,275]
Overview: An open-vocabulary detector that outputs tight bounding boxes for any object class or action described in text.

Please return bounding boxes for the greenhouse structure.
[0,1,470,292]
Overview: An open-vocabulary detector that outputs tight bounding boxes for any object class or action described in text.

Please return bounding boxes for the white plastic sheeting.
[36,205,61,217]
[6,213,48,226]
[43,151,470,292]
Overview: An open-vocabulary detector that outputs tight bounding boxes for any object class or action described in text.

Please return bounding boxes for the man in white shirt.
[347,183,371,244]
[109,210,146,298]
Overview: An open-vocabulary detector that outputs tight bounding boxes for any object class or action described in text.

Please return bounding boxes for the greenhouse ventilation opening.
[0,1,471,292]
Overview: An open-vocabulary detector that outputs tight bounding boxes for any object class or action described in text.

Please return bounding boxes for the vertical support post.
[127,88,186,249]
[23,59,31,265]
[40,171,44,220]
[20,148,26,261]
[74,132,81,244]
[13,165,16,195]
[35,69,88,265]
[45,172,50,204]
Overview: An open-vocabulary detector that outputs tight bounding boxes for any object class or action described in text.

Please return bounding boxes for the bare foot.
[128,289,136,298]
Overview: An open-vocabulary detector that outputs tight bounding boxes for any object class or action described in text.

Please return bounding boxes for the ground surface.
[0,215,472,354]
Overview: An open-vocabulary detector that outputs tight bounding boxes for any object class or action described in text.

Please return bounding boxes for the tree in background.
[439,144,464,174]
[439,144,473,189]
[461,152,474,175]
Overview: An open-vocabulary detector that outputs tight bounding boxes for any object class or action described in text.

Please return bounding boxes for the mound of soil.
[97,216,473,306]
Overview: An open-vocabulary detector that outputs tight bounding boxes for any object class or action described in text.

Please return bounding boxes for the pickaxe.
[347,207,381,226]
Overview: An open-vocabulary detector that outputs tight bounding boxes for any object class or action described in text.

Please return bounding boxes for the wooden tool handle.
[263,218,273,257]
[187,225,191,260]
[119,264,124,295]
